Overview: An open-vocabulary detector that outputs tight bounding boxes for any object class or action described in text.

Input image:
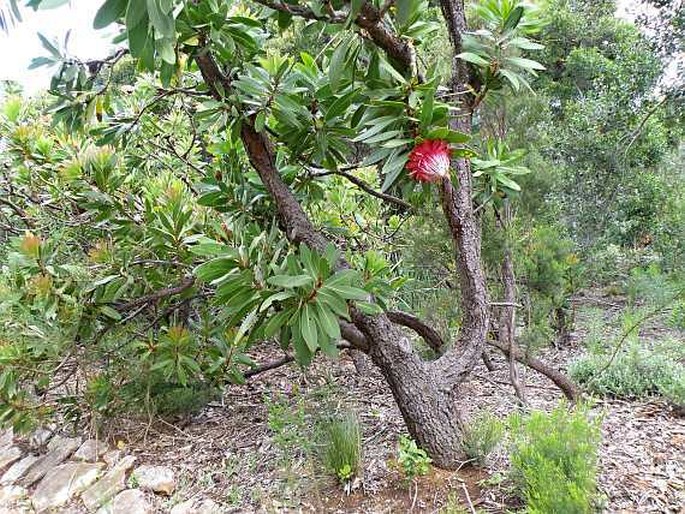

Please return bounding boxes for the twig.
[387,310,445,352]
[311,168,412,210]
[461,481,477,514]
[244,354,295,378]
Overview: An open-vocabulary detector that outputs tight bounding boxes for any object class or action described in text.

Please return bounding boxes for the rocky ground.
[1,291,683,513]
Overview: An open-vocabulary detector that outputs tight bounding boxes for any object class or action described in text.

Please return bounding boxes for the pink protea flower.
[406,139,451,183]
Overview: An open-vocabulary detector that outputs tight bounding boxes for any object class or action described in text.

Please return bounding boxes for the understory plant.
[509,403,601,514]
[318,412,363,485]
[460,410,504,466]
[570,345,685,408]
[397,435,432,482]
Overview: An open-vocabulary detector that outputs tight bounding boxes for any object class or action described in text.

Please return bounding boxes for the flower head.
[406,139,451,183]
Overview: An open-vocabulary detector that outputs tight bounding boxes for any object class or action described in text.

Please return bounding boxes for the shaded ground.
[97,290,685,513]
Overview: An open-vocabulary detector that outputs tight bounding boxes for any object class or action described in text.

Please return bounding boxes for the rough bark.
[430,0,490,387]
[351,310,464,468]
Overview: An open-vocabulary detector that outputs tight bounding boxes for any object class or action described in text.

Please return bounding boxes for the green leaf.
[316,289,350,320]
[356,301,384,315]
[509,37,544,51]
[322,284,368,301]
[37,32,60,58]
[147,0,174,38]
[300,303,318,352]
[395,0,418,27]
[94,0,128,29]
[381,149,409,191]
[267,274,314,288]
[313,301,341,340]
[505,57,545,71]
[28,56,56,69]
[457,52,489,67]
[125,0,149,57]
[264,309,293,338]
[99,305,122,321]
[329,34,353,92]
[502,6,524,33]
[425,127,470,144]
[324,91,359,122]
[194,257,237,282]
[255,110,267,132]
[260,291,296,312]
[496,174,522,191]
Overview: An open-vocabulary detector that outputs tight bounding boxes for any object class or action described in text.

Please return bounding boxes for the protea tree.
[15,0,578,469]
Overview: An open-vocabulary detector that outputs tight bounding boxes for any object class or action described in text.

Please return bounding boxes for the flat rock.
[81,455,136,512]
[31,462,104,512]
[97,489,151,514]
[74,440,108,462]
[1,455,39,485]
[0,447,22,473]
[132,465,175,495]
[170,498,222,514]
[28,429,52,449]
[0,485,28,504]
[20,436,80,487]
[0,484,32,514]
[102,450,121,467]
[0,430,12,451]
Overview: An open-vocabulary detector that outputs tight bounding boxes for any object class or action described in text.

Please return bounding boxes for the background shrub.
[570,346,685,408]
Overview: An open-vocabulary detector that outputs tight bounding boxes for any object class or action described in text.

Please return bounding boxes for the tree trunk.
[497,206,527,405]
[352,311,464,469]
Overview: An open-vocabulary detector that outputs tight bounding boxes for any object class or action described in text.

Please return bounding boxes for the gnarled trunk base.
[355,312,466,469]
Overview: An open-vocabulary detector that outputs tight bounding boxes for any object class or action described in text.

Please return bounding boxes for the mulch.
[101,291,685,513]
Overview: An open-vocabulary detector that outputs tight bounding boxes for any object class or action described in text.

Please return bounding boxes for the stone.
[97,489,151,514]
[31,462,104,513]
[1,455,39,485]
[80,455,136,512]
[0,485,32,514]
[0,430,13,451]
[0,485,28,504]
[170,498,222,514]
[74,440,108,462]
[0,447,22,473]
[20,436,80,487]
[131,465,176,495]
[102,450,121,467]
[28,429,52,449]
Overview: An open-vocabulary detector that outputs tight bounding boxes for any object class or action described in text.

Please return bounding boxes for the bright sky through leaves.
[0,0,117,94]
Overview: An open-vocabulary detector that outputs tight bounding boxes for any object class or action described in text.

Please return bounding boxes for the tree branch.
[250,0,415,74]
[311,168,412,210]
[487,338,580,402]
[387,310,445,352]
[110,276,195,312]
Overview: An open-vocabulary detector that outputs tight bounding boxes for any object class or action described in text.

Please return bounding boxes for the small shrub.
[460,411,504,465]
[668,301,685,331]
[397,435,432,481]
[509,403,601,514]
[265,392,313,457]
[569,346,685,406]
[318,412,362,484]
[439,492,469,514]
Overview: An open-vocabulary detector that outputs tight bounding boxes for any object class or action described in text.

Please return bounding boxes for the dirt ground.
[103,291,685,513]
